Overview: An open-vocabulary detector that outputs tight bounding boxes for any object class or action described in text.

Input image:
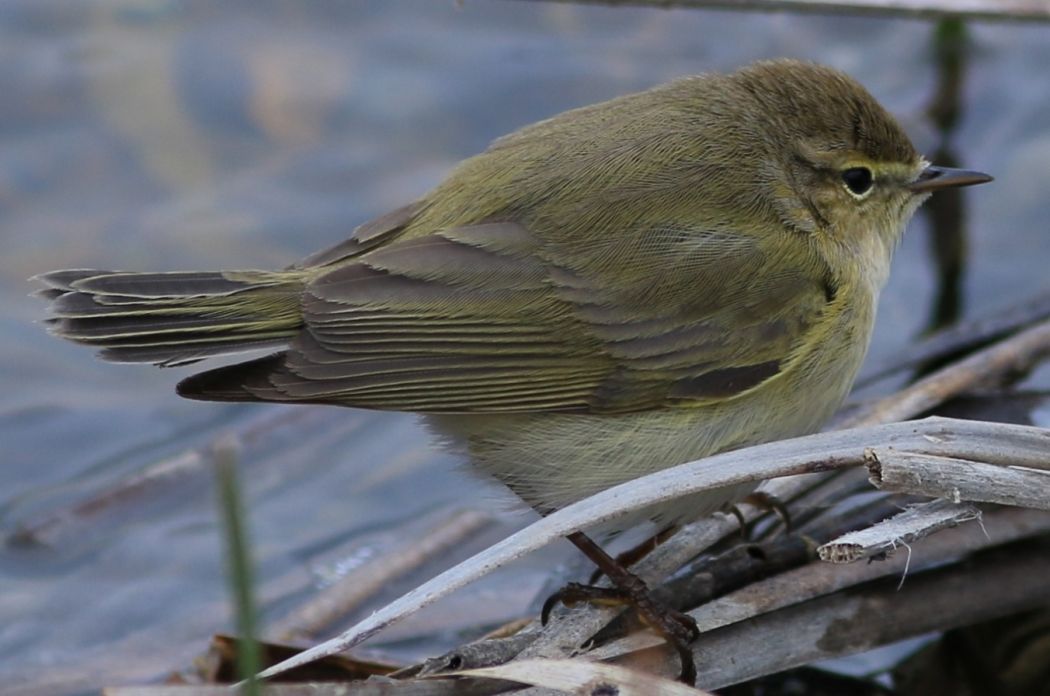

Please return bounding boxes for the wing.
[292,202,423,268]
[180,220,831,414]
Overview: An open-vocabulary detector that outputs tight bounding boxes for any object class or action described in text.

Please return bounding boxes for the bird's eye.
[841,167,874,197]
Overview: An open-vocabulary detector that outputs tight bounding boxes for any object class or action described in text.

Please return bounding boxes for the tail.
[36,269,305,367]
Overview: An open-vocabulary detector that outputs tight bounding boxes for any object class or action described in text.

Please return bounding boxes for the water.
[1,2,1048,693]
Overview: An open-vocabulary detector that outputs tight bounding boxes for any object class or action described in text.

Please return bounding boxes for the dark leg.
[542,531,699,684]
[731,491,792,539]
[587,523,681,584]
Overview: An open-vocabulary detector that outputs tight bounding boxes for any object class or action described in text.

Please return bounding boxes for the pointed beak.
[908,165,993,193]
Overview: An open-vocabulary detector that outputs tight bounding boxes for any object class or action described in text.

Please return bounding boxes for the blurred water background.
[1,1,1048,694]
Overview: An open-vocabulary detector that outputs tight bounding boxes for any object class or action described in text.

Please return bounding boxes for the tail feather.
[37,269,261,297]
[99,338,295,367]
[37,269,305,366]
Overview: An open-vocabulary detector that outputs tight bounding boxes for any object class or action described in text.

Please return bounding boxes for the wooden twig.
[756,316,1050,540]
[396,459,908,673]
[579,506,1050,650]
[856,290,1050,388]
[669,534,1050,690]
[817,498,980,563]
[406,632,543,678]
[562,508,1050,691]
[868,450,1050,510]
[460,659,716,695]
[253,417,1050,680]
[521,0,1050,22]
[837,319,1050,428]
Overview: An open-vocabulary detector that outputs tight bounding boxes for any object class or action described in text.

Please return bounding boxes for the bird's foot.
[541,578,699,683]
[544,532,700,684]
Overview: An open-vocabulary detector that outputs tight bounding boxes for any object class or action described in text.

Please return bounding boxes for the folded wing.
[179,219,830,414]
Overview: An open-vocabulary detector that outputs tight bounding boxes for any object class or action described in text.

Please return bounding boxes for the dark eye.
[842,167,874,197]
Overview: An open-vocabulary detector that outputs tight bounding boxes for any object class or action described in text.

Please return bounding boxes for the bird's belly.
[428,384,845,529]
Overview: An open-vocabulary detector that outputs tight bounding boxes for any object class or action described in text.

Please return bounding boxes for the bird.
[36,59,991,682]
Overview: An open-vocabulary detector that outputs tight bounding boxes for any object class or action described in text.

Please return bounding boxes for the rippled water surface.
[1,2,1048,693]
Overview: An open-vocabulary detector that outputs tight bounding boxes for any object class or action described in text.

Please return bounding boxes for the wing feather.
[187,219,830,413]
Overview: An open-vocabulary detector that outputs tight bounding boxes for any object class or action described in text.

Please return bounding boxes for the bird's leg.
[587,523,681,584]
[730,490,791,539]
[542,530,699,684]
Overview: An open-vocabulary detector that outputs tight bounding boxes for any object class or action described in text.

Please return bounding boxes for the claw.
[542,532,702,685]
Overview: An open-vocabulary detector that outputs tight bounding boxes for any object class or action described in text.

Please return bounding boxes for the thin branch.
[459,659,716,695]
[749,315,1050,550]
[818,498,981,563]
[869,449,1050,509]
[560,508,1050,690]
[837,319,1050,428]
[638,534,1050,690]
[856,289,1050,388]
[253,417,1050,680]
[413,495,907,680]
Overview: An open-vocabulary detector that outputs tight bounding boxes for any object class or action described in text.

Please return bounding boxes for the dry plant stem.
[856,289,1050,387]
[267,509,491,642]
[107,689,347,696]
[254,417,1050,680]
[512,514,746,672]
[566,508,1050,689]
[818,498,980,563]
[107,683,499,696]
[770,316,1050,509]
[653,536,1050,691]
[591,492,924,649]
[406,632,543,678]
[869,450,1050,510]
[522,0,1050,22]
[750,315,1050,543]
[838,318,1050,428]
[422,451,1034,677]
[460,659,716,695]
[514,474,870,667]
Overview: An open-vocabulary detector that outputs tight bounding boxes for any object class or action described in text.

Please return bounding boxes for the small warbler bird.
[38,59,989,679]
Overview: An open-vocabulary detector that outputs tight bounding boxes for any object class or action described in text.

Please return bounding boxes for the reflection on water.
[920,19,970,335]
[1,2,1048,693]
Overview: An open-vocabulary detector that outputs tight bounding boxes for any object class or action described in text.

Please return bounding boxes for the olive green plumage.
[37,60,989,525]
